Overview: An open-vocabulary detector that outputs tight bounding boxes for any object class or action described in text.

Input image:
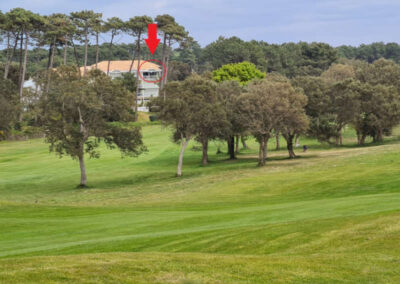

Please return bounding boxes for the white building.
[82,60,162,108]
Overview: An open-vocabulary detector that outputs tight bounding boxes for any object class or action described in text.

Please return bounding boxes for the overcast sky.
[1,0,399,47]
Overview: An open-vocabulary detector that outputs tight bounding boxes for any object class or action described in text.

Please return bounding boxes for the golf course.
[1,124,400,283]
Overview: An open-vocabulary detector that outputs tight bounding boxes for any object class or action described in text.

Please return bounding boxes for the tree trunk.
[275,133,280,150]
[201,138,208,165]
[129,41,138,72]
[227,136,236,159]
[71,38,80,68]
[3,31,10,78]
[4,33,19,79]
[47,41,53,69]
[134,32,142,121]
[177,137,190,177]
[241,136,248,149]
[19,33,28,121]
[356,131,361,145]
[360,134,366,145]
[339,132,343,145]
[18,31,24,89]
[295,134,300,148]
[160,33,167,90]
[235,135,240,153]
[83,27,88,75]
[4,32,19,79]
[286,134,296,159]
[336,127,342,146]
[95,32,99,68]
[376,129,383,142]
[258,136,267,166]
[107,33,114,75]
[78,151,87,187]
[63,41,68,65]
[46,37,56,93]
[163,37,171,86]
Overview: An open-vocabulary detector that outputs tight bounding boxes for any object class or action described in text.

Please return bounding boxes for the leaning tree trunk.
[46,37,56,93]
[63,40,68,65]
[163,37,172,86]
[71,38,80,68]
[4,32,19,79]
[95,32,99,68]
[107,32,115,75]
[201,138,209,165]
[177,136,190,177]
[275,133,280,150]
[83,27,88,75]
[129,40,138,72]
[18,33,28,121]
[285,134,296,159]
[160,33,167,90]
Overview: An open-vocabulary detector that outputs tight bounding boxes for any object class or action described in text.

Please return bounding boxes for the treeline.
[0,8,191,107]
[153,59,400,176]
[337,42,400,64]
[2,8,400,185]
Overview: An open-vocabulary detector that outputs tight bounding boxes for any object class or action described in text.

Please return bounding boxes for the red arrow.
[145,23,160,55]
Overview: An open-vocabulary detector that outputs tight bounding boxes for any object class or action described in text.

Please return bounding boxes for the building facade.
[83,60,162,108]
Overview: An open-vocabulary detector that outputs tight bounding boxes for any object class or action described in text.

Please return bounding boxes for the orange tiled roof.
[80,60,160,74]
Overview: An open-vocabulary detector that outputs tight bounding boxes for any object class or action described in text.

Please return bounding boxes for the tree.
[39,66,146,186]
[352,82,400,144]
[241,80,292,166]
[7,8,44,119]
[125,15,153,120]
[104,17,124,75]
[154,76,226,175]
[201,36,252,69]
[2,9,21,80]
[155,14,188,88]
[0,77,18,139]
[276,84,309,158]
[321,63,355,83]
[213,61,265,158]
[216,80,248,159]
[91,17,103,68]
[43,14,69,92]
[292,76,337,143]
[191,77,229,165]
[167,61,191,81]
[213,61,265,86]
[70,10,102,75]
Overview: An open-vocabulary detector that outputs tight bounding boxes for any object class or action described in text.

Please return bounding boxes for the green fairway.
[1,125,400,283]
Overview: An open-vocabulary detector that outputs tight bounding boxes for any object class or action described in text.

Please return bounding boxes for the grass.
[1,125,400,283]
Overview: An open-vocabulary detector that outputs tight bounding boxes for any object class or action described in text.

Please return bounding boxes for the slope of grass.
[1,125,400,283]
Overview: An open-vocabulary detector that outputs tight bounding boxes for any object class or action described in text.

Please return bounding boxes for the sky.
[1,0,400,47]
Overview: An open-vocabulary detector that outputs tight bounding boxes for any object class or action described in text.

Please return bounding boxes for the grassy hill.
[1,125,400,283]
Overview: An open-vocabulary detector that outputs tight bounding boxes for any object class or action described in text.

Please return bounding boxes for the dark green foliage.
[0,76,18,138]
[337,42,400,64]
